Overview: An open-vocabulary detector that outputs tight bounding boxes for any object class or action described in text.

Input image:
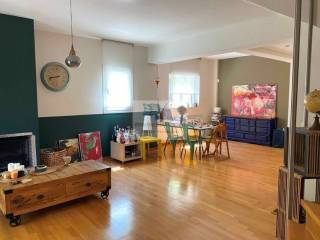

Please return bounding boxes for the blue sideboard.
[223,116,276,146]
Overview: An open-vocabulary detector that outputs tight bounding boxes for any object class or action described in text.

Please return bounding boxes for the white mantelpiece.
[0,132,37,168]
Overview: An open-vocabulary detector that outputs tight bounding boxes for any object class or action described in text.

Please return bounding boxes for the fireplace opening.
[0,133,36,172]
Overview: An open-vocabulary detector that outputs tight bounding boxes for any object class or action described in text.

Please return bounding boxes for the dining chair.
[163,122,181,155]
[180,124,199,159]
[202,126,222,157]
[218,123,230,159]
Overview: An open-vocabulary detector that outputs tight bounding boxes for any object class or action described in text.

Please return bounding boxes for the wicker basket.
[40,148,67,167]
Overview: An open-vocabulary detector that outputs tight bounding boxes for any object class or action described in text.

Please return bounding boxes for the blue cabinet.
[223,116,276,146]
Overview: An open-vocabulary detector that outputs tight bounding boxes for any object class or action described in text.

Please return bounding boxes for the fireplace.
[0,132,37,172]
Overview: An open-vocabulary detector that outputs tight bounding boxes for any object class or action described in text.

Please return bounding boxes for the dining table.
[157,121,214,158]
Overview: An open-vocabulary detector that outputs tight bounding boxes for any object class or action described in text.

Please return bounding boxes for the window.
[169,72,200,108]
[104,67,132,112]
[102,40,133,113]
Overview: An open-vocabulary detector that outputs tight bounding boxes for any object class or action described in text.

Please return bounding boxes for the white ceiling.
[0,0,276,45]
[203,40,293,62]
[206,52,250,60]
[261,41,293,56]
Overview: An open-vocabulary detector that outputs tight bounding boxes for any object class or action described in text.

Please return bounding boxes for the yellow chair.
[140,136,161,160]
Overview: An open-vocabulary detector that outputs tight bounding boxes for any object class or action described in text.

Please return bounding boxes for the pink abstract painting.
[231,84,277,118]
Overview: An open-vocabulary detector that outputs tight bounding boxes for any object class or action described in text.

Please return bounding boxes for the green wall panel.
[38,113,133,156]
[0,14,39,148]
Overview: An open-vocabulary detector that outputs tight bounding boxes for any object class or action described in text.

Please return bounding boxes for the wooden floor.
[0,141,283,240]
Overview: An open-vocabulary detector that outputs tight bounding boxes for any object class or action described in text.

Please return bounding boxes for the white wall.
[158,58,217,121]
[35,31,103,117]
[35,30,157,117]
[296,24,320,127]
[133,47,157,101]
[246,0,320,28]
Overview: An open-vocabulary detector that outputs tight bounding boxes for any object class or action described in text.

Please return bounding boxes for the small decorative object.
[143,104,160,113]
[232,84,277,118]
[136,134,141,141]
[2,172,11,179]
[213,107,221,114]
[304,89,320,130]
[143,115,153,136]
[212,107,222,125]
[154,64,160,88]
[40,62,70,91]
[120,131,126,144]
[65,0,81,68]
[58,138,80,162]
[63,156,72,165]
[17,170,25,178]
[154,77,160,88]
[177,105,187,124]
[78,131,103,161]
[162,104,173,120]
[34,165,48,173]
[112,126,118,142]
[7,163,24,172]
[131,128,137,142]
[7,163,15,172]
[189,118,204,127]
[10,171,18,180]
[159,110,164,120]
[153,66,161,120]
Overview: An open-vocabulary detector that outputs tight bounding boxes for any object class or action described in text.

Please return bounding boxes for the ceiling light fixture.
[65,0,81,68]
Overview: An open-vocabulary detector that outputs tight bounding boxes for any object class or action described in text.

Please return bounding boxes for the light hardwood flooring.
[0,141,283,240]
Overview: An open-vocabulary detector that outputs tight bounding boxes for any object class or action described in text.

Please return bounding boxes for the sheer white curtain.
[102,40,133,113]
[169,72,200,108]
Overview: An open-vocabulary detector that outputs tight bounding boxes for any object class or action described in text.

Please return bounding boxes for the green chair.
[181,124,199,159]
[164,122,181,155]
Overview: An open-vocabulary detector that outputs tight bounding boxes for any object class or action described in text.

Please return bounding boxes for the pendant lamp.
[65,0,81,68]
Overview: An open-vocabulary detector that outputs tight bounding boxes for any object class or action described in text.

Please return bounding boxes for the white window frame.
[103,65,133,113]
[102,40,134,114]
[168,72,200,108]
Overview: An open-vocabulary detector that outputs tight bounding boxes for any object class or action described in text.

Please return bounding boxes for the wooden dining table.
[157,121,214,158]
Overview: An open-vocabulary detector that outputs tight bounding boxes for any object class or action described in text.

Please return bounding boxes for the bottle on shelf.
[112,126,117,142]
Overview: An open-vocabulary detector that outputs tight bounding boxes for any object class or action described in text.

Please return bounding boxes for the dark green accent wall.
[38,113,133,156]
[0,14,39,148]
[218,56,290,128]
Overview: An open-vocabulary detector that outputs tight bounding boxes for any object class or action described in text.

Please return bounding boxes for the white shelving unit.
[110,141,142,162]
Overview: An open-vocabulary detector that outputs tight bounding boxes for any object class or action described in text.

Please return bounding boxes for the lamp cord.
[69,0,74,46]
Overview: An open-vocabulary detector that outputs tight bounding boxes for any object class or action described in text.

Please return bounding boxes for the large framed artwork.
[78,131,103,161]
[58,138,80,162]
[231,84,277,118]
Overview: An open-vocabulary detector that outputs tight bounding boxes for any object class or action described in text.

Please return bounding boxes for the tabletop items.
[112,125,139,144]
[2,163,26,180]
[159,119,213,130]
[211,107,223,126]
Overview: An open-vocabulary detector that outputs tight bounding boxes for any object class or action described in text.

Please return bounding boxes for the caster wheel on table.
[101,188,110,199]
[9,215,21,227]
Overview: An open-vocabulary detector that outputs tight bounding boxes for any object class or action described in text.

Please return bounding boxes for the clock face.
[40,62,70,91]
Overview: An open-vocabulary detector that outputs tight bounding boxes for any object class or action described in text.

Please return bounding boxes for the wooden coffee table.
[0,160,111,226]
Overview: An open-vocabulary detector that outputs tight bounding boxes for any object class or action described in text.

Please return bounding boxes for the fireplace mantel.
[0,132,37,172]
[0,132,33,139]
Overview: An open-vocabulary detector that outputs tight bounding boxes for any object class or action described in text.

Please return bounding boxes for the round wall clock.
[40,62,70,92]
